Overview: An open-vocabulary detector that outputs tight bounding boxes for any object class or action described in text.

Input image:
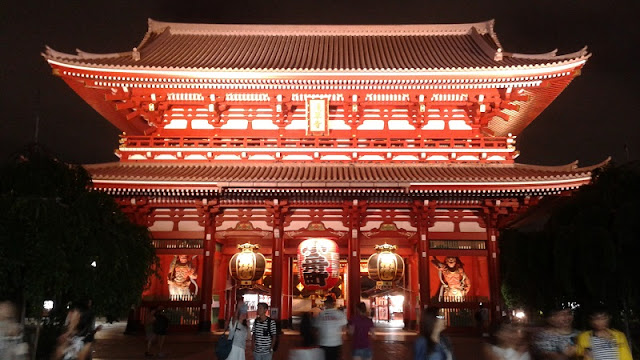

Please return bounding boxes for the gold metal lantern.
[367,244,404,290]
[229,243,267,287]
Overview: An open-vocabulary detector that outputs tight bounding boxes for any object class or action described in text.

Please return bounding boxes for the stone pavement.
[92,322,485,360]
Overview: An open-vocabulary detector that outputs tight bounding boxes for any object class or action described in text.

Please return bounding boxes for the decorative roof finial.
[132,47,141,61]
[494,47,503,61]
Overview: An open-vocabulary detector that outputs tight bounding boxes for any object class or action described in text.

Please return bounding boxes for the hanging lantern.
[229,243,266,287]
[367,244,404,290]
[297,238,340,291]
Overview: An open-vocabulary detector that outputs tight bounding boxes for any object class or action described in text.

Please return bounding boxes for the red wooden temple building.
[44,19,597,331]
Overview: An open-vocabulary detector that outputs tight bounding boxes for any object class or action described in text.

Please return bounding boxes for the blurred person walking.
[576,306,632,360]
[54,303,94,360]
[313,296,348,360]
[300,311,316,347]
[533,305,578,360]
[0,301,28,360]
[145,305,169,358]
[414,307,454,360]
[288,312,323,360]
[144,307,157,357]
[348,302,374,360]
[484,323,531,360]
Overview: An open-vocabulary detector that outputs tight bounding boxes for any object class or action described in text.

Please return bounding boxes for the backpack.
[266,317,280,352]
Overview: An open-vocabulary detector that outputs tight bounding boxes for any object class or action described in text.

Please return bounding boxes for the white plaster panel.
[252,120,279,130]
[191,119,215,129]
[285,120,308,130]
[448,120,472,130]
[459,222,486,232]
[178,221,204,231]
[221,119,248,129]
[149,221,174,232]
[184,154,208,160]
[357,120,384,130]
[388,120,415,130]
[430,221,455,232]
[328,120,351,130]
[165,119,188,129]
[423,120,446,130]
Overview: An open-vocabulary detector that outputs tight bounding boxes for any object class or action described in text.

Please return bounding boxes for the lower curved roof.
[84,161,605,197]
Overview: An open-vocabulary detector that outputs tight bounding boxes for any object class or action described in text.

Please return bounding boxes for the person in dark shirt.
[414,307,454,360]
[146,306,169,358]
[348,302,375,360]
[300,312,316,347]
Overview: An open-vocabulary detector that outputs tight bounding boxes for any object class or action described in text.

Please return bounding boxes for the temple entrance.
[361,276,406,329]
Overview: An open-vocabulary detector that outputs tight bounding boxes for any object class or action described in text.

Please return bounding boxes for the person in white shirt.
[227,306,249,360]
[313,296,347,360]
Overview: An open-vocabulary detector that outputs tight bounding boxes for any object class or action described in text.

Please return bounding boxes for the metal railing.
[431,295,489,304]
[152,239,203,249]
[142,294,201,302]
[441,307,475,328]
[140,306,200,326]
[430,240,486,250]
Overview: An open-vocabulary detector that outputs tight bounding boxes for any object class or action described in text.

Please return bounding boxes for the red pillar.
[271,216,284,329]
[347,224,361,319]
[199,228,215,331]
[211,250,225,330]
[487,226,502,324]
[282,256,292,328]
[407,255,419,330]
[219,255,232,327]
[417,207,431,314]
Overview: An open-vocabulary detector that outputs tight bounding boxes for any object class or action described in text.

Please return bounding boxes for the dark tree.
[501,161,639,344]
[0,145,158,320]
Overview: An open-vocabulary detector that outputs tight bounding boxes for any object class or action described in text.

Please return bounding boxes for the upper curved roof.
[44,19,589,73]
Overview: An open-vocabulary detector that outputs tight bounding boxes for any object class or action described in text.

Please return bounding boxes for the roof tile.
[45,21,588,71]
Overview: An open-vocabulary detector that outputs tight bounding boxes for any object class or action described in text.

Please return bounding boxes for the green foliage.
[501,161,640,327]
[0,145,158,319]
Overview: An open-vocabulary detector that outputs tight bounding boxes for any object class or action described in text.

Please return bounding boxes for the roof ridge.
[76,49,126,59]
[508,46,590,61]
[42,45,79,59]
[512,159,608,172]
[146,18,497,37]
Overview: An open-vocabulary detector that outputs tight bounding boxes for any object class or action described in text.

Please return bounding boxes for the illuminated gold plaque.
[306,98,329,135]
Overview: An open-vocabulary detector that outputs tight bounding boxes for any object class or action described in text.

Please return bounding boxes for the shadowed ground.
[92,322,485,360]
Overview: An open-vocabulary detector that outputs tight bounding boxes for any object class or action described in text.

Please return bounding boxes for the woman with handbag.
[226,306,249,360]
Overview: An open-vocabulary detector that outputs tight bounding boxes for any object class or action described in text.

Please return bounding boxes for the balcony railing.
[122,136,510,151]
[152,239,203,249]
[430,240,486,250]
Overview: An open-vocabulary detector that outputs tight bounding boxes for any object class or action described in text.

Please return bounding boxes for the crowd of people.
[482,304,633,360]
[1,296,636,360]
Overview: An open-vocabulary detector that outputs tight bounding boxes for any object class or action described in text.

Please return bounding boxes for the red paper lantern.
[367,244,404,289]
[297,238,340,291]
[229,243,266,287]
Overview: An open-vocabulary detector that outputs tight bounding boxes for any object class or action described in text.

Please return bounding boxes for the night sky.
[2,0,638,166]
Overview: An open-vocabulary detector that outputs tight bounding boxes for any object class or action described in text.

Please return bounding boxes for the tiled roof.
[44,19,588,72]
[84,161,603,195]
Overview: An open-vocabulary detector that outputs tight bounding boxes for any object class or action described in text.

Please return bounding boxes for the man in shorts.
[251,302,277,360]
